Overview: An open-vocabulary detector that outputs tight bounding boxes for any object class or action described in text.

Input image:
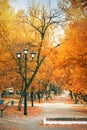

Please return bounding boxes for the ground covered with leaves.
[73,105,87,115]
[4,106,43,118]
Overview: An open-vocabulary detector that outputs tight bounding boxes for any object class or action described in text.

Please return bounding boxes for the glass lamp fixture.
[31,51,36,59]
[24,48,28,54]
[16,52,21,58]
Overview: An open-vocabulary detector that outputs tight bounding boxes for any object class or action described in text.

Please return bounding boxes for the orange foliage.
[0,0,87,96]
[42,18,87,94]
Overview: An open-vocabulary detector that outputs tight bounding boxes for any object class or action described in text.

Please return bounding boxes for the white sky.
[10,0,59,13]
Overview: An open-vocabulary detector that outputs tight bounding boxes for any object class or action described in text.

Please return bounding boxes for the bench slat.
[0,102,9,117]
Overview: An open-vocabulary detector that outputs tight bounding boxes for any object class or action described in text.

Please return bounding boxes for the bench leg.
[1,110,4,117]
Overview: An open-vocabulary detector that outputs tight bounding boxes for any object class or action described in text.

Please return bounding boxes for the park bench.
[0,102,9,117]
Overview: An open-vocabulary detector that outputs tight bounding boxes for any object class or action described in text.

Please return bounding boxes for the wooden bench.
[0,102,9,117]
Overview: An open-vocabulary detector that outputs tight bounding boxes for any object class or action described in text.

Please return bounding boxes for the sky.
[10,0,28,13]
[10,0,59,13]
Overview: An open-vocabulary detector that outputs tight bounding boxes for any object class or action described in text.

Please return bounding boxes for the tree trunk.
[17,97,23,111]
[38,90,40,103]
[31,91,34,107]
[46,91,48,101]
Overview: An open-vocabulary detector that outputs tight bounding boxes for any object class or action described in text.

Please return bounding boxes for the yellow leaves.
[0,0,87,95]
[0,0,14,21]
[66,19,87,43]
[71,0,87,16]
[0,0,15,47]
[16,10,25,17]
[45,18,87,94]
[71,8,83,19]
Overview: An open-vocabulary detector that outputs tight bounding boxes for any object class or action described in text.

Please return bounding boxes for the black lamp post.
[23,48,28,115]
[38,81,41,103]
[17,48,35,115]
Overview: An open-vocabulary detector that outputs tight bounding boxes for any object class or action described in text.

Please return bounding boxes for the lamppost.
[17,48,35,115]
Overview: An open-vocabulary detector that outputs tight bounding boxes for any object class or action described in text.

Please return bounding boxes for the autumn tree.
[49,18,87,97]
[0,0,16,90]
[64,18,87,94]
[1,0,86,112]
[45,14,87,99]
[65,0,87,20]
[10,0,70,113]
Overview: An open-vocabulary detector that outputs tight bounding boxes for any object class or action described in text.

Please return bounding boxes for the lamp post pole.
[24,48,28,115]
[17,49,35,115]
[38,83,40,103]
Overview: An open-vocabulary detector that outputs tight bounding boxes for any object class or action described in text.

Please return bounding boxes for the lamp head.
[16,52,21,58]
[24,48,28,54]
[31,51,36,59]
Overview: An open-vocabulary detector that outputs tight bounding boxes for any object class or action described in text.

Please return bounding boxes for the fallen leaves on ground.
[4,106,43,118]
[73,106,87,114]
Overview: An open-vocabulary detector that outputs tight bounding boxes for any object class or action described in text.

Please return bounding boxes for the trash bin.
[0,100,4,104]
[11,100,14,106]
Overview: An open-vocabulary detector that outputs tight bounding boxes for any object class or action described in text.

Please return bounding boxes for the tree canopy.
[0,0,87,96]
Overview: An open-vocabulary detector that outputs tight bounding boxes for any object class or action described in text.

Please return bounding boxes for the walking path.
[0,91,87,130]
